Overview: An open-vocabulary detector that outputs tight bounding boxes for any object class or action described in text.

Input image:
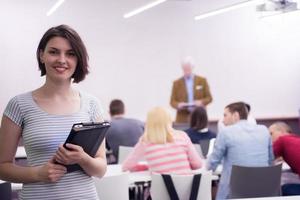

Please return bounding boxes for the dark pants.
[282,183,300,196]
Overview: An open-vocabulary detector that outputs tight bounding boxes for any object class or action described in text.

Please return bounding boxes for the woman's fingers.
[55,143,86,165]
[52,163,67,172]
[65,143,83,152]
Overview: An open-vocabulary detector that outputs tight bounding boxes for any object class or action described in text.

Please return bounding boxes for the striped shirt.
[4,91,103,200]
[122,132,202,174]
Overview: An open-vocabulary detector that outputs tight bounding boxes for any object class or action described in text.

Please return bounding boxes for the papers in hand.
[182,102,196,108]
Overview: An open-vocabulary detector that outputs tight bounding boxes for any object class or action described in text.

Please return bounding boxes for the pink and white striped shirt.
[122,132,202,174]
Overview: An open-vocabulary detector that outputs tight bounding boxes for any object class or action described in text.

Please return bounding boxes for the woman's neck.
[38,78,75,98]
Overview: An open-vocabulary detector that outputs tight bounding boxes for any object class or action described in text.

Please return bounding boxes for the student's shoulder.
[79,90,98,100]
[255,124,269,133]
[173,130,190,140]
[127,117,143,123]
[79,91,102,106]
[173,77,184,84]
[7,91,32,104]
[194,75,207,82]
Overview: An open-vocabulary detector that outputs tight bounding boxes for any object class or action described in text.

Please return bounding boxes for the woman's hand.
[36,157,67,183]
[54,143,88,166]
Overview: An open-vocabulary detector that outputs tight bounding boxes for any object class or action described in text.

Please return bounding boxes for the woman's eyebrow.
[48,47,73,51]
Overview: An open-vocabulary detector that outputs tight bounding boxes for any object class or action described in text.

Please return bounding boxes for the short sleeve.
[3,96,24,127]
[89,96,105,122]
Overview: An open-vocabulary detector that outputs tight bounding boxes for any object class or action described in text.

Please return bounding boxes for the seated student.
[184,106,216,143]
[207,102,273,200]
[106,99,144,163]
[122,107,202,174]
[269,122,300,196]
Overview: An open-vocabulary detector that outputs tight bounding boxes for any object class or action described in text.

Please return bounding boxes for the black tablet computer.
[63,121,110,173]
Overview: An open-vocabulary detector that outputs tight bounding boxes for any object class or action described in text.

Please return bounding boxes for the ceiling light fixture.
[123,0,167,19]
[47,0,65,16]
[194,0,263,21]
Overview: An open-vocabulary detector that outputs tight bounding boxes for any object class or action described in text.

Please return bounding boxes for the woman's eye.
[67,52,76,57]
[49,50,58,55]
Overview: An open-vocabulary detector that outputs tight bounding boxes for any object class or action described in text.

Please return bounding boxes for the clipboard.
[63,121,110,173]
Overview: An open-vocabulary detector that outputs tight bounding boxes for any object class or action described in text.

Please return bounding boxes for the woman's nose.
[58,53,66,64]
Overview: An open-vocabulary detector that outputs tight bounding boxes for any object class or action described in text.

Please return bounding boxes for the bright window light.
[47,0,65,16]
[194,0,263,21]
[123,0,167,19]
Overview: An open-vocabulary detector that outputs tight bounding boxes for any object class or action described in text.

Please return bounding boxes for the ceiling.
[0,0,254,22]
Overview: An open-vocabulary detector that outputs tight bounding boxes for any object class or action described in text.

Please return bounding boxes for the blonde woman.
[122,107,202,174]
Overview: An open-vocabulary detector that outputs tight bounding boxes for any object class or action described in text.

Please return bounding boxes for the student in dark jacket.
[184,106,216,143]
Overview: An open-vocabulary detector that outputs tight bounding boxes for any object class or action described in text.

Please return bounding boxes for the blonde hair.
[143,107,174,144]
[270,121,292,134]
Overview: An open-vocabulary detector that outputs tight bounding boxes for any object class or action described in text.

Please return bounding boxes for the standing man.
[170,56,212,123]
[207,102,273,200]
[106,99,144,163]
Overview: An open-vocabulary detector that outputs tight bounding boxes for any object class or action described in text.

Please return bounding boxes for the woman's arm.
[0,116,66,183]
[206,131,227,171]
[182,132,202,169]
[122,139,145,172]
[78,140,107,177]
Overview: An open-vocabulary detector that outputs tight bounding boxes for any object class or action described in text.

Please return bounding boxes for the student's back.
[122,130,202,174]
[207,102,273,200]
[122,107,202,174]
[106,117,144,160]
[185,128,216,143]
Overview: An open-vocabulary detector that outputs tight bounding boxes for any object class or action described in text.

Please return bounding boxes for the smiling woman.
[36,25,89,83]
[39,37,78,83]
[0,25,106,200]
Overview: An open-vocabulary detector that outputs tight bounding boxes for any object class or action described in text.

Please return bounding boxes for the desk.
[104,164,151,184]
[230,196,300,200]
[105,164,218,184]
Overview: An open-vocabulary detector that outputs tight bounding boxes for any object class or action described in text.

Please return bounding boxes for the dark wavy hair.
[190,107,208,130]
[36,24,89,83]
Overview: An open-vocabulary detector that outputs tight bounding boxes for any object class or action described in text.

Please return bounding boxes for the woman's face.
[40,36,78,83]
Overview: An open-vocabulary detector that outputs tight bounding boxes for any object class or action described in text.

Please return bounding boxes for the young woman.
[122,107,202,174]
[185,106,216,144]
[0,25,106,199]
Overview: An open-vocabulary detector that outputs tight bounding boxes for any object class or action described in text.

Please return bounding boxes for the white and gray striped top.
[4,91,103,200]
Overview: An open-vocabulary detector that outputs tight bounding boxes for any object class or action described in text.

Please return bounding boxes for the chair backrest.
[206,138,215,158]
[118,146,134,164]
[193,144,204,159]
[229,164,282,199]
[93,172,129,200]
[198,139,210,158]
[0,182,12,200]
[150,171,212,200]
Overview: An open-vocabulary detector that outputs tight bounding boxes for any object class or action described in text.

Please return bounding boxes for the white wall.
[0,1,300,121]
